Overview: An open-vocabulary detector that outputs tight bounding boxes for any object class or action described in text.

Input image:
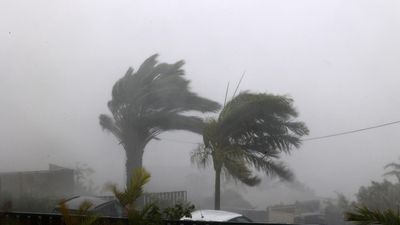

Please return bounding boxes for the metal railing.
[0,211,127,225]
[143,191,187,207]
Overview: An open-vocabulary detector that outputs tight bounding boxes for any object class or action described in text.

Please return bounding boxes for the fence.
[142,191,187,207]
[0,211,127,225]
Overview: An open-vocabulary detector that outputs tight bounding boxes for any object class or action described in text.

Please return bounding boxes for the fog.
[1,0,400,210]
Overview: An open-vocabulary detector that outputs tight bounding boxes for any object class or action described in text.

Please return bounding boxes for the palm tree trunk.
[125,143,144,187]
[214,168,221,210]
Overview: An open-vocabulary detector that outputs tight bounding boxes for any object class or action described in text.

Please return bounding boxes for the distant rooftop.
[0,164,73,175]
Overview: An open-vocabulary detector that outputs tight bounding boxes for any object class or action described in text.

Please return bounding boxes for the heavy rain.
[1,1,400,224]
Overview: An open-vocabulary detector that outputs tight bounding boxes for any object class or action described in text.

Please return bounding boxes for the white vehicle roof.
[182,210,243,222]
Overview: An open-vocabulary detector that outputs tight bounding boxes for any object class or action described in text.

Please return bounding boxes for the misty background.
[1,0,400,209]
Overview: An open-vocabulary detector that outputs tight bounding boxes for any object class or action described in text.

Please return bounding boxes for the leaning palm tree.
[191,92,309,210]
[100,55,220,185]
[384,157,400,182]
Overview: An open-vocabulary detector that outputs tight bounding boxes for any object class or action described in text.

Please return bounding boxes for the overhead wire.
[158,120,400,145]
[302,120,400,141]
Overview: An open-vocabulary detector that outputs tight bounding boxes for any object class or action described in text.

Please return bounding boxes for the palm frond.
[221,148,294,182]
[58,201,73,225]
[99,114,123,141]
[58,200,98,225]
[346,206,400,225]
[190,144,213,169]
[243,152,294,181]
[135,54,159,78]
[146,113,206,134]
[220,92,298,122]
[78,200,93,215]
[383,161,400,182]
[385,163,400,170]
[222,155,260,186]
[284,121,310,136]
[106,167,151,207]
[383,171,400,177]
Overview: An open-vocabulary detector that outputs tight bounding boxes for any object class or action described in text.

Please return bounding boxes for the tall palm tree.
[384,158,400,182]
[100,55,220,185]
[191,92,309,210]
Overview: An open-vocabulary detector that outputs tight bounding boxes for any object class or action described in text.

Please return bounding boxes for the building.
[0,164,75,198]
[224,208,267,222]
[267,200,326,224]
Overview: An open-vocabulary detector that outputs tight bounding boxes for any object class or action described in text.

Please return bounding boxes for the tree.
[58,200,98,225]
[100,55,220,185]
[325,193,352,225]
[384,157,400,182]
[106,167,160,225]
[74,163,98,195]
[356,180,400,211]
[106,168,194,225]
[191,92,309,209]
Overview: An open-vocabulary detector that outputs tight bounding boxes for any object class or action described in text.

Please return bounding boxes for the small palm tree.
[191,92,309,209]
[106,167,162,225]
[58,200,98,225]
[346,206,400,225]
[107,167,151,210]
[384,158,400,182]
[100,55,220,185]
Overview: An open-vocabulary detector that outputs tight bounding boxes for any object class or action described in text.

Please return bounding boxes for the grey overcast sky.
[1,0,400,203]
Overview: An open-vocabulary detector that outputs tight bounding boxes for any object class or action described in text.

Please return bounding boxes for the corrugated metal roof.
[60,196,117,210]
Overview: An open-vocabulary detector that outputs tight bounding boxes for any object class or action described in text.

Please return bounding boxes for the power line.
[302,120,400,141]
[159,120,400,144]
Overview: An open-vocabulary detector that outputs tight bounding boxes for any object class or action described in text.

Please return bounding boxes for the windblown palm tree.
[191,92,309,209]
[384,158,400,182]
[100,55,220,185]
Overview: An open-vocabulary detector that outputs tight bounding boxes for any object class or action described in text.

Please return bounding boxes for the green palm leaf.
[106,167,151,208]
[346,206,400,225]
[383,159,400,182]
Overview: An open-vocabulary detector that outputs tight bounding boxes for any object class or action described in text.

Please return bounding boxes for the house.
[0,164,75,198]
